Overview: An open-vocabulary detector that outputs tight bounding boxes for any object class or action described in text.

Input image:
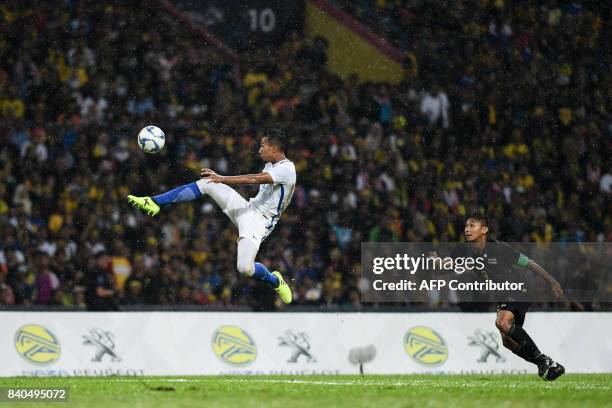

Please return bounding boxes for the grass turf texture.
[1,375,610,408]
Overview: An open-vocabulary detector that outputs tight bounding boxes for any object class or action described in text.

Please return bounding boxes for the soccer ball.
[137,126,165,154]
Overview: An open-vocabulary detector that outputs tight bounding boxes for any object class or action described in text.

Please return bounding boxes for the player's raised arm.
[200,168,273,185]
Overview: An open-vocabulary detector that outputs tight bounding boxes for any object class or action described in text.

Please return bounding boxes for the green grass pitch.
[1,375,610,407]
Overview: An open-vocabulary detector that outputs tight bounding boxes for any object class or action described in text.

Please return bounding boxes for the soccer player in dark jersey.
[463,213,565,381]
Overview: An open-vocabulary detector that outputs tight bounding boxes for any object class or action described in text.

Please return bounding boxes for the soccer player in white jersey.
[127,129,295,303]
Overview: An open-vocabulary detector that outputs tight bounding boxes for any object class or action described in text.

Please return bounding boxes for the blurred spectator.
[420,86,449,128]
[0,272,15,305]
[34,254,60,305]
[601,171,612,194]
[86,253,118,311]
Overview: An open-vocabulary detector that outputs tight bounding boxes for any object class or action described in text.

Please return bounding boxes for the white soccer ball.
[137,126,165,154]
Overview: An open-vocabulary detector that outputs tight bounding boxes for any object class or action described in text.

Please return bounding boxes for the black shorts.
[497,302,530,327]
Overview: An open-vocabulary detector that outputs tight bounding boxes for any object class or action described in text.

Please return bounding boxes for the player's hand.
[550,280,563,299]
[201,168,224,183]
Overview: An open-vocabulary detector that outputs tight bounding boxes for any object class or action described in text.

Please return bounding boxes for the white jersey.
[249,159,296,230]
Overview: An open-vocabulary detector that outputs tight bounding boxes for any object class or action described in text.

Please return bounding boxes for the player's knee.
[495,316,513,335]
[195,178,210,194]
[236,258,255,276]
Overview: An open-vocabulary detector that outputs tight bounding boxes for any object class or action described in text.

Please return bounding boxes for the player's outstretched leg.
[127,182,203,216]
[237,238,292,304]
[496,310,564,381]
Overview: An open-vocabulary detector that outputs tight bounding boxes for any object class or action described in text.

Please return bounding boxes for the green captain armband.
[517,254,529,268]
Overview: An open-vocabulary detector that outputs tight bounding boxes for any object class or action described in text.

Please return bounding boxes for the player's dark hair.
[263,127,287,152]
[466,213,489,228]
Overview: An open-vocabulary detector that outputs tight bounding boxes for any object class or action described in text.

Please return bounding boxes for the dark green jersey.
[451,240,530,302]
[478,240,528,280]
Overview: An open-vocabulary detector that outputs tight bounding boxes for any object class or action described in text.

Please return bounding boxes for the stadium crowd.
[0,1,610,310]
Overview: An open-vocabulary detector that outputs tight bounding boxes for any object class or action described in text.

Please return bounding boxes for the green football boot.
[272,271,292,304]
[127,195,160,217]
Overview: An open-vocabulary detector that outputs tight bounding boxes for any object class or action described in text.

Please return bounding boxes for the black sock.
[508,324,541,364]
[512,345,538,363]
